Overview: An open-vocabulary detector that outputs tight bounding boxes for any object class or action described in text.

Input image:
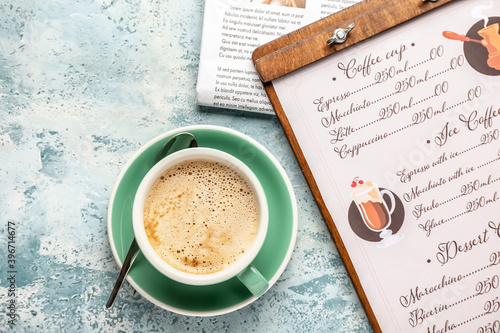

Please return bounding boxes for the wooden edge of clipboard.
[253,0,456,331]
[262,81,383,332]
[253,0,454,83]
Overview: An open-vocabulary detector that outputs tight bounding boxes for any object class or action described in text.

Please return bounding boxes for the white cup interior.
[132,147,269,285]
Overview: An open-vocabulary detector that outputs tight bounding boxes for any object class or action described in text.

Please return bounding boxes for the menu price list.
[326,39,500,332]
[272,1,500,331]
[402,246,500,331]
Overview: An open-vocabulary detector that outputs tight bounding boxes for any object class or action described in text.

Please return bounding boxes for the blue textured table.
[0,1,372,331]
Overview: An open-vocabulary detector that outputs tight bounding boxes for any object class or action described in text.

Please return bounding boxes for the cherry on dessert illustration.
[351,177,364,187]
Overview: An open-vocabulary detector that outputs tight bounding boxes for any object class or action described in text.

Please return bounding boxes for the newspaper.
[196,0,360,115]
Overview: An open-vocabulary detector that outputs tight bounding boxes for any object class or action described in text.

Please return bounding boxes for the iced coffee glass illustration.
[350,180,403,248]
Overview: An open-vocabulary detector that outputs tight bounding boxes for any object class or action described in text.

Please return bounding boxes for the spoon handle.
[106,132,198,309]
[106,238,140,308]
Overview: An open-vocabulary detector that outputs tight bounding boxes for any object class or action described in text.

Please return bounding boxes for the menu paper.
[272,0,500,331]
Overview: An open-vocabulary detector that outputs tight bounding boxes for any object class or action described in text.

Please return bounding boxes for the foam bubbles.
[143,159,259,274]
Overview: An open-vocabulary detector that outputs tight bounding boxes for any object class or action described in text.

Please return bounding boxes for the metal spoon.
[106,132,198,309]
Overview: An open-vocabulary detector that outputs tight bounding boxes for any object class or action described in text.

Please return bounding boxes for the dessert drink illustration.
[350,179,393,231]
[350,178,404,248]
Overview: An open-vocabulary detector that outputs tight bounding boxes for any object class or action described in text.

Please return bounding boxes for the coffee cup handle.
[380,189,396,215]
[237,265,269,297]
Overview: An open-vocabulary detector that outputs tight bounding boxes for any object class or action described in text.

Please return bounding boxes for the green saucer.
[107,125,298,316]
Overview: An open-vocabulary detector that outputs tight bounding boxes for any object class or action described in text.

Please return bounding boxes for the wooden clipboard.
[253,0,456,331]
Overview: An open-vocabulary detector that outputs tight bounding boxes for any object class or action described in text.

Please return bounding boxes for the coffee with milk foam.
[143,159,260,274]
